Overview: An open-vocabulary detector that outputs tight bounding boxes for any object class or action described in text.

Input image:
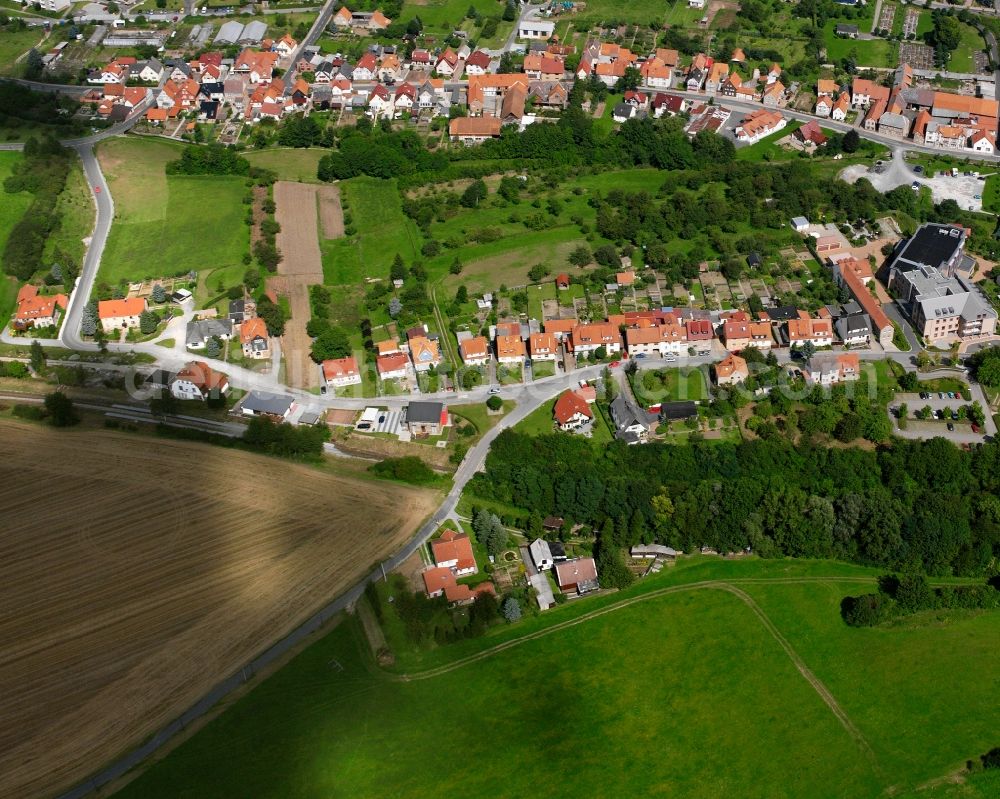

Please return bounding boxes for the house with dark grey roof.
[659,401,697,421]
[835,312,872,347]
[239,390,296,419]
[186,317,233,349]
[406,401,446,436]
[609,393,655,444]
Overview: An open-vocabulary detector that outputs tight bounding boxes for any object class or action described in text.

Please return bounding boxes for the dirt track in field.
[274,181,325,389]
[0,420,438,799]
[318,183,344,239]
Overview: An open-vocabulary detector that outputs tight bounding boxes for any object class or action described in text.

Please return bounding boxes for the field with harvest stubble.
[0,419,439,799]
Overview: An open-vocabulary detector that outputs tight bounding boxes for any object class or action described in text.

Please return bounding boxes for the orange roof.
[529,331,556,354]
[553,389,592,425]
[817,79,838,95]
[409,335,441,364]
[98,297,145,319]
[14,289,66,322]
[716,353,748,380]
[933,91,999,118]
[240,316,268,344]
[376,339,401,355]
[656,48,679,66]
[787,316,833,341]
[496,334,526,359]
[431,530,476,570]
[570,323,622,348]
[321,356,359,381]
[840,263,892,333]
[422,566,455,596]
[616,270,635,286]
[175,360,228,393]
[459,335,489,360]
[545,319,577,334]
[377,352,409,374]
[444,580,496,603]
[449,115,501,138]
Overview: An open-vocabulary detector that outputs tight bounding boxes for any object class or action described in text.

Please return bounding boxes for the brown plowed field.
[274,181,325,389]
[0,420,438,799]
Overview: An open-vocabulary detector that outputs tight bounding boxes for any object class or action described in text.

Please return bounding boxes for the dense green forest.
[468,432,1000,577]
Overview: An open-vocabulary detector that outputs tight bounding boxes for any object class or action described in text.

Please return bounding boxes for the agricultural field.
[245,148,325,183]
[96,137,249,286]
[112,557,1000,799]
[0,419,440,799]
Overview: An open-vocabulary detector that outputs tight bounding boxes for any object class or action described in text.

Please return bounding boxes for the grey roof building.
[890,223,969,277]
[406,401,444,425]
[186,317,232,348]
[240,390,296,418]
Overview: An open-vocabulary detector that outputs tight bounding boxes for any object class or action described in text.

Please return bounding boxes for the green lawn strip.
[513,397,557,436]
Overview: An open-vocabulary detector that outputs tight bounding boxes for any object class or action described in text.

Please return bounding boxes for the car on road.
[919,391,927,399]
[975,194,982,200]
[911,181,921,191]
[634,353,647,359]
[488,386,501,394]
[939,392,945,399]
[972,423,981,434]
[610,361,620,368]
[378,415,385,424]
[94,186,101,194]
[356,422,371,431]
[947,422,955,431]
[913,165,923,174]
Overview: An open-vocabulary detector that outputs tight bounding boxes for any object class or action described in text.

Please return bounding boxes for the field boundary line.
[381,576,879,764]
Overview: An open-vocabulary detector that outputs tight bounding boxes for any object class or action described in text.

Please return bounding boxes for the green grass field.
[44,157,94,268]
[111,556,1000,799]
[244,149,325,183]
[97,138,249,285]
[0,26,43,76]
[949,22,985,74]
[823,22,898,67]
[0,151,32,321]
[321,176,421,285]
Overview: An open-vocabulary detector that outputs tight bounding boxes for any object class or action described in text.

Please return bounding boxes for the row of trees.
[468,431,1000,576]
[2,136,73,282]
[841,573,1000,626]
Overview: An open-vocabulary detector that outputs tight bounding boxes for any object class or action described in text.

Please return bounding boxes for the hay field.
[0,419,439,799]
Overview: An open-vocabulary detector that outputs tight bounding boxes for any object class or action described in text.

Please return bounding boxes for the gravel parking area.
[840,158,988,211]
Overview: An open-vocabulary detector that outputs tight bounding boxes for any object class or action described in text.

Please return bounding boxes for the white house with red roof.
[366,83,391,118]
[321,356,362,388]
[170,361,230,401]
[98,297,146,333]
[431,530,477,576]
[553,389,593,431]
[12,285,66,330]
